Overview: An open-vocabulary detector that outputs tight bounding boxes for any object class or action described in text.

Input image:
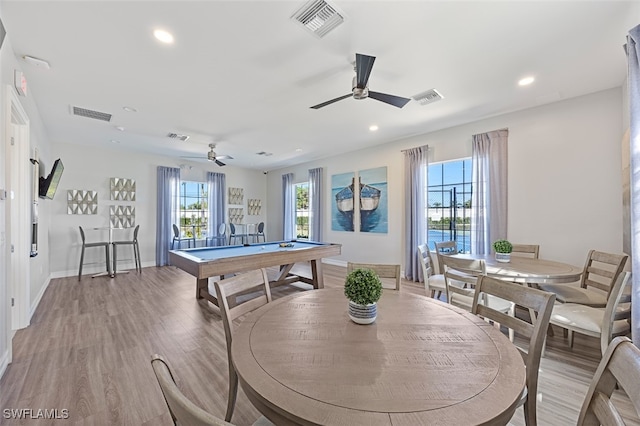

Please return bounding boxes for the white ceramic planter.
[495,252,511,263]
[348,301,377,324]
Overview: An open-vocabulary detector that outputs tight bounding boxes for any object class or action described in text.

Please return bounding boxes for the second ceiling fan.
[310,53,411,110]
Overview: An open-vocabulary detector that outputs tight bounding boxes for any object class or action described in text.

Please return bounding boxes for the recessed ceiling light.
[369,125,379,131]
[153,29,174,44]
[295,148,302,152]
[111,139,121,144]
[518,76,535,86]
[122,106,137,112]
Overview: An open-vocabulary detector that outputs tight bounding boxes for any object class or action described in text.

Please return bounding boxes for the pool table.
[169,240,341,307]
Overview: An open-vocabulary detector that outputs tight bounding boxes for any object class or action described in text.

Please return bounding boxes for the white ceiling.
[1,1,636,171]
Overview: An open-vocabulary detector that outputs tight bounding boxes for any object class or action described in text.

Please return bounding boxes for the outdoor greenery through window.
[427,159,472,253]
[295,182,309,239]
[180,181,208,240]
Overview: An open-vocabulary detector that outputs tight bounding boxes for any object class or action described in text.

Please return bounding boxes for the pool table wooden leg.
[196,278,207,299]
[311,259,324,289]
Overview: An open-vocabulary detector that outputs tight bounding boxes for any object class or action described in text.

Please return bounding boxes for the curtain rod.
[400,145,430,153]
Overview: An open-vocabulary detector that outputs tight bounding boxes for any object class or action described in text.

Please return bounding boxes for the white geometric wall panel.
[247,199,262,215]
[228,208,244,224]
[110,177,136,201]
[228,187,243,205]
[110,205,135,228]
[67,190,98,215]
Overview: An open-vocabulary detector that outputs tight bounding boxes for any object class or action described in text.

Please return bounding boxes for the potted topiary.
[344,268,383,324]
[493,239,513,263]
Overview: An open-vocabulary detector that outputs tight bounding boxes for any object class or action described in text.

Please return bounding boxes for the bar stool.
[248,222,266,243]
[228,223,247,245]
[172,224,195,249]
[206,223,227,246]
[113,225,141,274]
[78,226,111,280]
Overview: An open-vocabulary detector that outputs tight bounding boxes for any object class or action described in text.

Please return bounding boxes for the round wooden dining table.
[232,288,526,426]
[455,254,583,284]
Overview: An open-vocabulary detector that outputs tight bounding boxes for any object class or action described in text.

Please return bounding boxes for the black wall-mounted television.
[39,158,64,199]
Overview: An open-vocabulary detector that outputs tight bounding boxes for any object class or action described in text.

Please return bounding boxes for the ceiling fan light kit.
[311,53,411,109]
[180,143,232,167]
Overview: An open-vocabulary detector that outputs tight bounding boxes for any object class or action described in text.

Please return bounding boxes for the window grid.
[295,182,309,239]
[179,181,208,240]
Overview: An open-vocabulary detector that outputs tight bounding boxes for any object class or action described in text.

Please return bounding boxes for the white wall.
[49,142,267,276]
[267,88,625,270]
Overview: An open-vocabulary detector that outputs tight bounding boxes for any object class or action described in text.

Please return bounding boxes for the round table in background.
[232,288,526,426]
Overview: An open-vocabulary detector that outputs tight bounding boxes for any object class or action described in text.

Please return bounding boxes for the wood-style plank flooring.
[0,264,638,425]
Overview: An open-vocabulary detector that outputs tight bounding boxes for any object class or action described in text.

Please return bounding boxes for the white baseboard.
[30,275,51,321]
[51,260,156,279]
[323,258,347,268]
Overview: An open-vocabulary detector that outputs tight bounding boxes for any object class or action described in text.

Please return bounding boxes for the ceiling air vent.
[291,0,344,38]
[412,89,444,106]
[167,133,190,142]
[71,106,112,122]
[256,151,273,157]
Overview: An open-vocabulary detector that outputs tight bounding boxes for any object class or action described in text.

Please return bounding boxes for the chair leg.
[135,242,141,272]
[111,244,116,275]
[568,330,574,348]
[225,364,238,422]
[78,245,85,280]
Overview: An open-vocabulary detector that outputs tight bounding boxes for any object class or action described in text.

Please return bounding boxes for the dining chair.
[150,354,273,426]
[538,250,628,307]
[417,244,445,298]
[472,275,556,426]
[247,222,266,243]
[440,255,515,341]
[207,223,227,247]
[511,244,540,259]
[433,240,458,276]
[214,269,272,422]
[228,223,247,245]
[112,225,141,274]
[172,224,195,249]
[548,271,631,355]
[78,226,111,280]
[576,336,640,426]
[346,262,401,290]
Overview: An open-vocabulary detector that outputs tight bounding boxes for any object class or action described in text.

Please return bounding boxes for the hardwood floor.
[0,264,638,425]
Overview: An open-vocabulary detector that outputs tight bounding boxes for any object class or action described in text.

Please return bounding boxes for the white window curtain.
[156,166,180,266]
[207,172,226,246]
[626,24,640,346]
[282,173,295,240]
[404,145,429,282]
[471,129,508,255]
[308,167,323,242]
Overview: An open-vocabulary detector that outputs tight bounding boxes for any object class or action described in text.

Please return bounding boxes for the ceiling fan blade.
[215,154,233,160]
[180,156,206,159]
[368,91,411,108]
[310,93,352,109]
[214,159,226,167]
[355,53,375,89]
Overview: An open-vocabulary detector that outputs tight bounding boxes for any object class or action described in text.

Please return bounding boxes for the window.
[179,181,208,240]
[427,159,472,253]
[295,182,309,239]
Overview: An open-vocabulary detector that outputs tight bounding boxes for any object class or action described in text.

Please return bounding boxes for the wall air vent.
[256,151,273,156]
[412,89,444,106]
[71,106,112,122]
[167,133,190,142]
[291,0,344,38]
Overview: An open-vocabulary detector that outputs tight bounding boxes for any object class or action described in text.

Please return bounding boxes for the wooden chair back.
[511,244,540,259]
[577,336,640,426]
[434,240,458,275]
[472,275,555,426]
[440,255,485,309]
[347,262,401,290]
[150,354,232,426]
[600,271,632,355]
[213,269,272,421]
[580,250,628,297]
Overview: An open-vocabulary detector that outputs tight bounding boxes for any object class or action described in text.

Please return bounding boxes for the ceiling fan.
[310,53,411,110]
[181,143,233,166]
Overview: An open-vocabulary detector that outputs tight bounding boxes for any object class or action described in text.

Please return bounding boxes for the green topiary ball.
[344,268,383,305]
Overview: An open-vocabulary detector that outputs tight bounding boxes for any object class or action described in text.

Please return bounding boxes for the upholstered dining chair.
[577,336,640,426]
[417,244,445,298]
[538,250,628,307]
[440,255,515,341]
[511,244,540,259]
[78,226,111,280]
[214,269,272,422]
[247,222,266,243]
[548,271,631,355]
[472,275,556,426]
[172,224,195,249]
[150,354,273,426]
[207,223,227,247]
[346,262,401,290]
[112,225,141,274]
